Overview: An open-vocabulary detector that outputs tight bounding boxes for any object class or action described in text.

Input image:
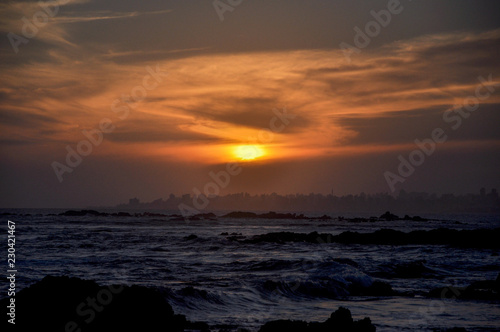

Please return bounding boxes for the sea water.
[2,209,500,331]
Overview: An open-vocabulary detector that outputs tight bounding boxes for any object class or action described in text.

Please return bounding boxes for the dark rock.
[259,211,302,219]
[212,323,241,331]
[111,212,132,217]
[191,213,217,220]
[259,319,308,332]
[59,210,106,217]
[141,212,168,217]
[326,306,353,328]
[222,211,258,218]
[184,234,198,240]
[185,321,210,331]
[380,211,399,220]
[0,275,205,332]
[226,233,246,241]
[259,307,375,332]
[221,211,310,220]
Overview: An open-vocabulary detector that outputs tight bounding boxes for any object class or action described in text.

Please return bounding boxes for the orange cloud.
[1,28,499,167]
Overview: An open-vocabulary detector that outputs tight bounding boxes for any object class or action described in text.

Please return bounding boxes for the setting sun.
[233,145,266,161]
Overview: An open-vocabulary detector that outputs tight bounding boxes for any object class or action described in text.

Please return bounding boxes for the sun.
[233,145,266,161]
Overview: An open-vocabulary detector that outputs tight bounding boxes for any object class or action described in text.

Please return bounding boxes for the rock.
[111,212,132,217]
[221,211,312,220]
[259,319,308,332]
[59,210,106,217]
[0,275,206,332]
[221,211,258,218]
[326,306,353,327]
[380,211,399,221]
[191,213,217,220]
[259,307,376,332]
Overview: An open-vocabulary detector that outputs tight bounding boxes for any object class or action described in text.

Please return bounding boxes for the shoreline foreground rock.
[259,306,375,332]
[0,276,207,332]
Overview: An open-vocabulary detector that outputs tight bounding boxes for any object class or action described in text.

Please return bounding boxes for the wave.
[260,276,396,300]
[372,260,440,279]
[255,258,397,300]
[162,286,225,311]
[246,259,313,272]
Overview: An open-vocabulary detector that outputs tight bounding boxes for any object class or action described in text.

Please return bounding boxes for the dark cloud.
[106,127,219,144]
[335,104,500,145]
[412,34,500,66]
[0,107,63,128]
[183,97,311,133]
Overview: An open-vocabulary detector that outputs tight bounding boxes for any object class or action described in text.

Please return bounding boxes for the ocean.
[3,209,500,331]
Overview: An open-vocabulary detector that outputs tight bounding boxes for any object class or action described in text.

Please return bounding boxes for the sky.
[1,0,499,208]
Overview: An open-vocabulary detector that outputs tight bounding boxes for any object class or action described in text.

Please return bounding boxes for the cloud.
[105,116,220,144]
[0,107,63,127]
[0,1,172,64]
[51,9,172,24]
[334,104,500,146]
[1,27,499,164]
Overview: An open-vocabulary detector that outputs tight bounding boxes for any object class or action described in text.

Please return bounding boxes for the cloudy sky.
[1,0,499,208]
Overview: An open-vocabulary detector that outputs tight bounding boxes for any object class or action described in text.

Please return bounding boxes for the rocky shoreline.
[1,276,376,332]
[3,274,496,331]
[1,209,445,223]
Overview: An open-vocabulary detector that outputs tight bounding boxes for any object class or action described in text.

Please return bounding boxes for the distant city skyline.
[110,188,499,215]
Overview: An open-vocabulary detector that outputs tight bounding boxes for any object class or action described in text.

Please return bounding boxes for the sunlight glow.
[233,145,266,161]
